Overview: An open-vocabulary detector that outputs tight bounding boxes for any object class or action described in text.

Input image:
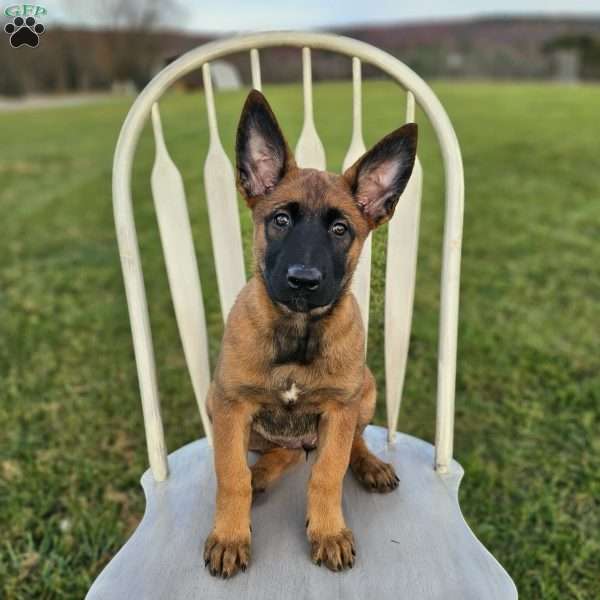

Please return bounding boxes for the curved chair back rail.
[113,31,464,482]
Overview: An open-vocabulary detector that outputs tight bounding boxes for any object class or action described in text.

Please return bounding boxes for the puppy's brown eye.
[331,222,347,236]
[274,213,291,228]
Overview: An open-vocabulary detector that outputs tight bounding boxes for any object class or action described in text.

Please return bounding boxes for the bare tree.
[62,0,185,30]
[61,0,186,88]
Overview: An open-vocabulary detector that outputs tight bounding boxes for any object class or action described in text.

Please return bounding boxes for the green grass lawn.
[1,80,599,599]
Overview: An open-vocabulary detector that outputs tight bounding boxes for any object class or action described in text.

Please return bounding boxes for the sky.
[39,0,600,32]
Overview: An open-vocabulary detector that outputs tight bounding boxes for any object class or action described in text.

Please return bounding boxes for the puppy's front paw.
[351,454,399,493]
[204,530,250,578]
[309,527,355,571]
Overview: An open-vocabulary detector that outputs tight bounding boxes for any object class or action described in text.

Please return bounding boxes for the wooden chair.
[87,32,517,599]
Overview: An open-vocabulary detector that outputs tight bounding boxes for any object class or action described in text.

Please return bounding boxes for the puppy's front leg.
[306,405,358,571]
[204,399,254,578]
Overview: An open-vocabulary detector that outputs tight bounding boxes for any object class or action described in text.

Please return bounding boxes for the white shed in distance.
[209,60,242,90]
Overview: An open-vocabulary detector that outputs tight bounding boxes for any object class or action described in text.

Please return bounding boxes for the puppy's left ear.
[235,89,296,206]
[343,123,418,228]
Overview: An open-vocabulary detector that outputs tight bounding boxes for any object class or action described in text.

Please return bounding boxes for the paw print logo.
[4,16,45,48]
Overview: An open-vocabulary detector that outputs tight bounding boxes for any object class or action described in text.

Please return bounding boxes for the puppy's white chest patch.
[280,382,300,405]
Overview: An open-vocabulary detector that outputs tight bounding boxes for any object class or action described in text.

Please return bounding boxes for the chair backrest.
[113,32,464,483]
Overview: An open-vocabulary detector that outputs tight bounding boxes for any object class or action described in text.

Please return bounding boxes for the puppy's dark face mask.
[261,197,354,313]
[235,90,418,315]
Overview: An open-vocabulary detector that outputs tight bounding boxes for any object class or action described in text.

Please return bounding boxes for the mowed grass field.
[1,80,599,599]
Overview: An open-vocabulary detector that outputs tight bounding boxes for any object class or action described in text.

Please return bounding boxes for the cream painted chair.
[86,32,517,599]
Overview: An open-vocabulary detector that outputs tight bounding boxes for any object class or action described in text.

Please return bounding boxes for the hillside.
[1,15,599,95]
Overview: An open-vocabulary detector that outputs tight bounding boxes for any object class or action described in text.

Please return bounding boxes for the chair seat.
[86,425,517,600]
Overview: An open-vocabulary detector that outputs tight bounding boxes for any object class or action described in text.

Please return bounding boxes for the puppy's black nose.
[287,265,322,291]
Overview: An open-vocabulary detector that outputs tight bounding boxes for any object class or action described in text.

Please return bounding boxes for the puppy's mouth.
[261,269,337,315]
[287,295,310,313]
[275,296,332,315]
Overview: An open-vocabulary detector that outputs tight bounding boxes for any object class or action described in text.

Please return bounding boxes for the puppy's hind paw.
[250,465,269,494]
[351,454,399,493]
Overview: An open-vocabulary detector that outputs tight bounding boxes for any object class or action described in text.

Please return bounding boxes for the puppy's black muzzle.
[264,216,344,313]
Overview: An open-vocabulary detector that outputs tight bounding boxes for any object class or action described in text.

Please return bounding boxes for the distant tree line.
[0,0,187,96]
[544,34,600,79]
[1,16,600,96]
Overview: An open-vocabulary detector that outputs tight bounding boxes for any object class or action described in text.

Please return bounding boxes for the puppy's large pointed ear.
[343,123,418,228]
[235,90,296,204]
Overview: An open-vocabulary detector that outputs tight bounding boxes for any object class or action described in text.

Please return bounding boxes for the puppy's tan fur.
[204,91,416,577]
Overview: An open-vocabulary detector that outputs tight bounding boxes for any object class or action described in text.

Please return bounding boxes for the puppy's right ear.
[235,90,296,205]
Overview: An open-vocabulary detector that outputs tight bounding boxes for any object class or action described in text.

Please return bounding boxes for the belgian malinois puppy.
[204,90,418,578]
